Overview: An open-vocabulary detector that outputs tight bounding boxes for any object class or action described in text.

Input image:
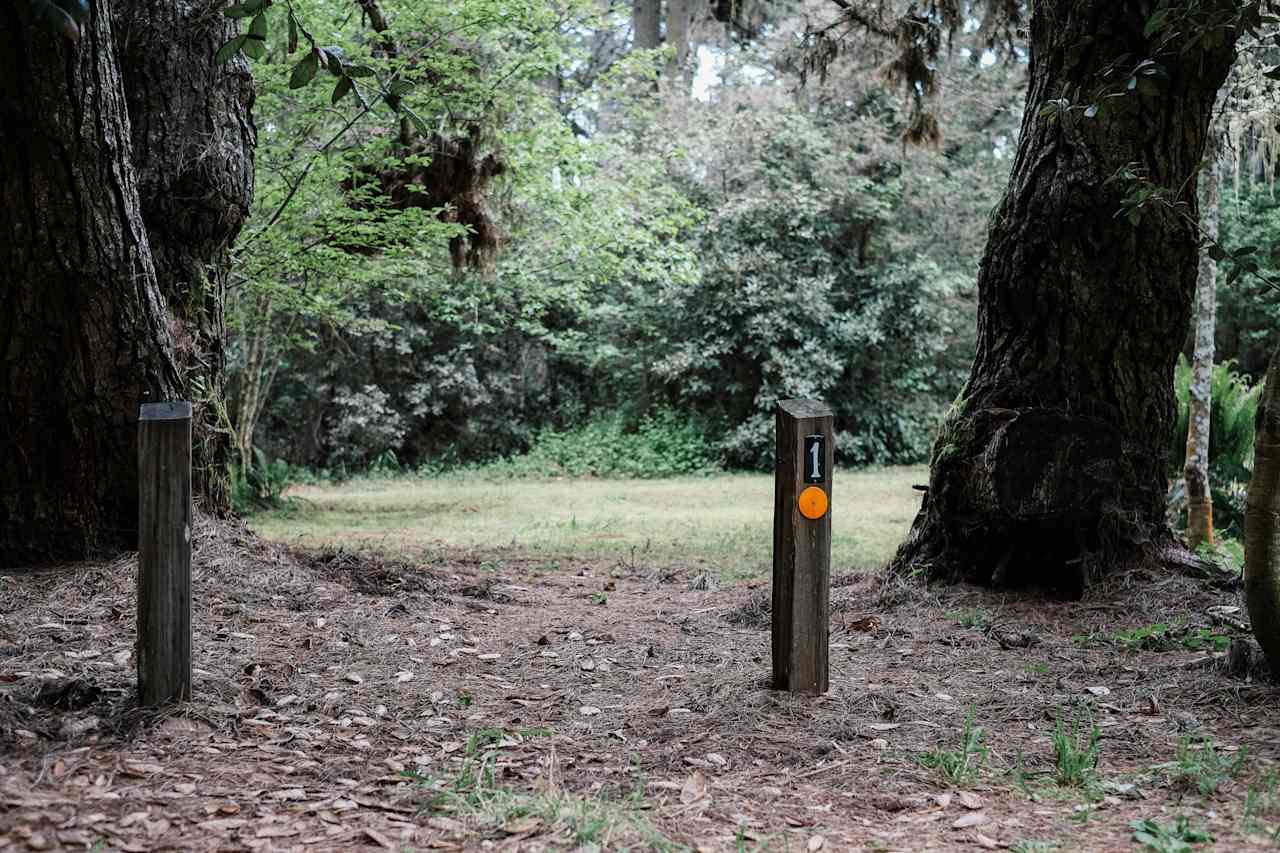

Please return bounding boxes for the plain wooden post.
[772,399,833,694]
[137,401,192,706]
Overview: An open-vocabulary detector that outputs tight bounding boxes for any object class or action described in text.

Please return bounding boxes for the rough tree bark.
[889,1,1237,596]
[1246,348,1280,672]
[1184,143,1221,549]
[112,1,257,516]
[666,0,695,85]
[633,0,661,50]
[0,0,181,563]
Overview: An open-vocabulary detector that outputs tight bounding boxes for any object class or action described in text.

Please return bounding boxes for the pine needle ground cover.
[4,514,1280,850]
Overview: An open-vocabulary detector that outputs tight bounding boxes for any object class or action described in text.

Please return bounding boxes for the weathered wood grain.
[772,399,832,694]
[137,401,192,706]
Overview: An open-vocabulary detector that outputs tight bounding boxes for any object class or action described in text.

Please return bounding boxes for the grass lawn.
[250,466,926,577]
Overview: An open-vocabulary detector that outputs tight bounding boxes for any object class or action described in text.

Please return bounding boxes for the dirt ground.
[3,517,1280,852]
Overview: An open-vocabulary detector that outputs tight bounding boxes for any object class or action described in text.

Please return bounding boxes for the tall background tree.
[1184,127,1223,550]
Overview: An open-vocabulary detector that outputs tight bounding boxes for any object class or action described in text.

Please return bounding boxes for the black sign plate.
[804,434,825,484]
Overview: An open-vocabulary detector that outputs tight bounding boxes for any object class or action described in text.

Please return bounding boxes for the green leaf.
[287,14,298,54]
[1264,65,1280,81]
[1143,9,1170,38]
[403,107,432,136]
[223,0,266,19]
[332,76,353,105]
[215,34,248,64]
[289,52,319,89]
[387,79,415,98]
[321,45,345,75]
[1235,245,1259,256]
[1208,244,1227,262]
[345,65,376,78]
[242,13,268,59]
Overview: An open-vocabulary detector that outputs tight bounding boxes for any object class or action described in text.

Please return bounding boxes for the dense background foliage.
[226,0,1278,490]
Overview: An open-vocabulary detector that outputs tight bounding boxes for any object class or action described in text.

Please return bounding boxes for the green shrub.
[488,409,716,479]
[1170,355,1263,484]
[230,448,297,513]
[1169,357,1263,535]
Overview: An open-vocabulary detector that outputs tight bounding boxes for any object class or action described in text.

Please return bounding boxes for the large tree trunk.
[1185,143,1221,549]
[889,1,1236,596]
[112,1,256,516]
[0,0,181,564]
[1246,348,1280,673]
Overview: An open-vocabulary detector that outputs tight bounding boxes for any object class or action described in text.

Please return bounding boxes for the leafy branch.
[1105,163,1280,294]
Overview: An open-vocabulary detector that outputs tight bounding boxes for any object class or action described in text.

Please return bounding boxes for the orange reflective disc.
[798,486,828,520]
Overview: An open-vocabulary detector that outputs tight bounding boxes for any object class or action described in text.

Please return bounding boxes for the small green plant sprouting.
[1112,622,1173,650]
[402,752,502,813]
[1010,841,1058,853]
[591,592,608,605]
[1052,714,1101,787]
[1109,622,1230,654]
[1170,737,1247,797]
[1180,627,1231,653]
[1131,816,1213,852]
[402,755,683,849]
[464,726,551,757]
[1243,770,1279,834]
[627,753,648,807]
[948,608,991,630]
[1071,631,1104,648]
[1007,749,1034,795]
[918,706,987,785]
[465,728,507,756]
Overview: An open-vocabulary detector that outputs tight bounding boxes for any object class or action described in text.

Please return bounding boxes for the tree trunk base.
[885,405,1188,600]
[887,510,1207,602]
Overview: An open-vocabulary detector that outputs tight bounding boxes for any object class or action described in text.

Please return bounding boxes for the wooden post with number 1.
[772,399,832,694]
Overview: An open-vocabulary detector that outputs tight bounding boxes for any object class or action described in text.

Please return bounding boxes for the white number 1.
[809,441,821,480]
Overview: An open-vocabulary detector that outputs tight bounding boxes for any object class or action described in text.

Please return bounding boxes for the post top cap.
[139,401,193,421]
[776,399,832,418]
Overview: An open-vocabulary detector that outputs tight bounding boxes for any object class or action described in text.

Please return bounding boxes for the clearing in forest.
[250,468,925,579]
[3,485,1280,851]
